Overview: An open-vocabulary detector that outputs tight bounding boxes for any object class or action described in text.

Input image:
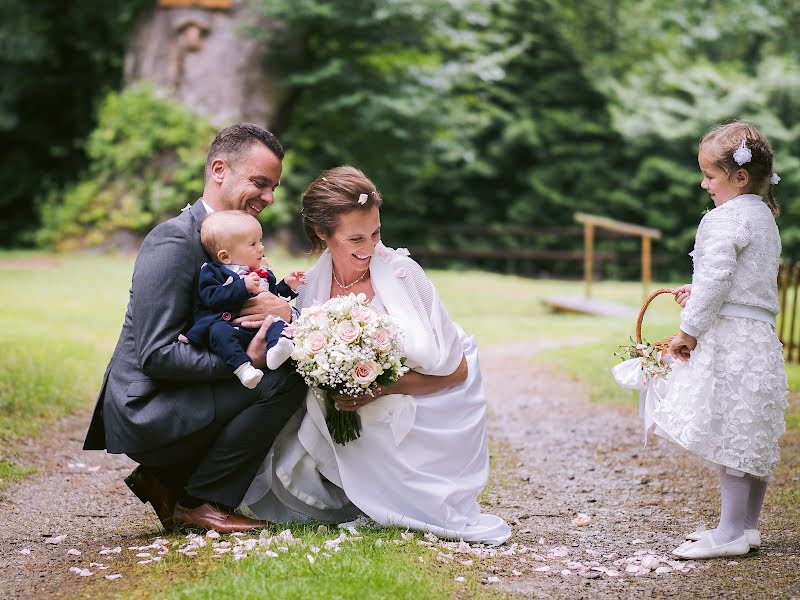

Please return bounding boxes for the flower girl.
[652,121,788,559]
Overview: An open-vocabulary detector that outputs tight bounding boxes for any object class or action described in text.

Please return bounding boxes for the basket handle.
[635,288,674,345]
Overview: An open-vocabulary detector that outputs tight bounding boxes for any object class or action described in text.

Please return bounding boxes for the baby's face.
[223,219,265,270]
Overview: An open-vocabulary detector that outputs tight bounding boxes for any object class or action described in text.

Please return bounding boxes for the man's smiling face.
[218,142,283,217]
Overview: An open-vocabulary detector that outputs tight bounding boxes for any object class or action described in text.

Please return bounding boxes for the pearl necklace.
[333,267,370,290]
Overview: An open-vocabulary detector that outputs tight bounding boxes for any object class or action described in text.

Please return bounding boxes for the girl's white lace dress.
[238,243,511,545]
[652,195,788,479]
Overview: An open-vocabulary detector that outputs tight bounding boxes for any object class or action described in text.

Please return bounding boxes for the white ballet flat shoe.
[671,534,750,559]
[685,528,760,549]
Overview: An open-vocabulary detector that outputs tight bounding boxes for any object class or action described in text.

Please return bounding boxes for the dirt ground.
[481,341,800,599]
[0,342,798,599]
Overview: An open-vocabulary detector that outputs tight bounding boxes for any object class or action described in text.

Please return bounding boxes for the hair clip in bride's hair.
[358,193,368,205]
[733,140,752,165]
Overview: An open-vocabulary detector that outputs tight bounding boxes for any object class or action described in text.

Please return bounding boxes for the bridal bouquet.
[288,293,409,445]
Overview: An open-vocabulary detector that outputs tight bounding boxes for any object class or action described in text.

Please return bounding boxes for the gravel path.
[481,341,800,599]
[1,342,798,599]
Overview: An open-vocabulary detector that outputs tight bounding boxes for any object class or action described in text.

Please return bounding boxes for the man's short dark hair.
[205,123,284,180]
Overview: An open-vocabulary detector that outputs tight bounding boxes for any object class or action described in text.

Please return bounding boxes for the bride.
[239,166,511,545]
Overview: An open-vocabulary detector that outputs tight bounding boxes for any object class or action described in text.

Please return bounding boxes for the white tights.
[693,468,767,547]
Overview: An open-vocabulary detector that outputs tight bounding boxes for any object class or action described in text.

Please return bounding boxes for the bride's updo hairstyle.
[301,166,383,253]
[700,120,779,216]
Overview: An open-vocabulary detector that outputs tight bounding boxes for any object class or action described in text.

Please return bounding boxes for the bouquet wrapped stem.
[322,389,362,445]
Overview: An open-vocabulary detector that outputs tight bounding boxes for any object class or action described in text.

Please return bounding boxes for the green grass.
[774,486,800,507]
[0,459,34,487]
[0,252,132,446]
[133,525,498,600]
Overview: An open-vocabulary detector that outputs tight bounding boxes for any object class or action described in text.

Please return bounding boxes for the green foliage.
[246,0,800,278]
[553,0,800,269]
[37,85,217,250]
[248,0,471,227]
[0,0,149,246]
[8,1,800,276]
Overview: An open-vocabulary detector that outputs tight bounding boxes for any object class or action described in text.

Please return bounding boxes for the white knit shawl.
[295,242,463,376]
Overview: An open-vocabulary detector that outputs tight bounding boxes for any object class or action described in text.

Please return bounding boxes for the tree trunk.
[124,0,285,127]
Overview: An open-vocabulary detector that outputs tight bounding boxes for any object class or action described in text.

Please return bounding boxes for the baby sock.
[234,362,264,389]
[692,469,750,548]
[744,474,768,530]
[266,337,294,370]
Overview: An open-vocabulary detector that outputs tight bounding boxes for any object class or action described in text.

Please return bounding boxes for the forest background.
[2,0,800,279]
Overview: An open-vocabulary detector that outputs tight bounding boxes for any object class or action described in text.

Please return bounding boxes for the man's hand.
[234,290,291,327]
[284,270,306,292]
[673,284,692,308]
[245,316,275,369]
[244,272,261,294]
[669,331,697,362]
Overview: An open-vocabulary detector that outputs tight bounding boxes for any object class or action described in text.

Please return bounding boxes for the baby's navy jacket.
[185,262,296,345]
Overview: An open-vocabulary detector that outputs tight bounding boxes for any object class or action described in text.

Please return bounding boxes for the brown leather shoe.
[172,501,270,534]
[125,466,177,531]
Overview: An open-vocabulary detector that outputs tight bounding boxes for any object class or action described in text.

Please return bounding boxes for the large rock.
[124,0,284,127]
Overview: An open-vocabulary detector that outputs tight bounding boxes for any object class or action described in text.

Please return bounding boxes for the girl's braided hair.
[700,121,779,216]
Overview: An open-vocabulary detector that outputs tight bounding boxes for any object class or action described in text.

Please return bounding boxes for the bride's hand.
[333,387,384,412]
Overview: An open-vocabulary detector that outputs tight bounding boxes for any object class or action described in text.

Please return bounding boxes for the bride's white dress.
[238,243,511,545]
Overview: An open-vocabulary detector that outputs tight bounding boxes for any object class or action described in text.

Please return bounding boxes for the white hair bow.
[733,140,752,165]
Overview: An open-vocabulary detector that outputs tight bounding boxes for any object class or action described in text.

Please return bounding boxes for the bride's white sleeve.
[374,256,463,377]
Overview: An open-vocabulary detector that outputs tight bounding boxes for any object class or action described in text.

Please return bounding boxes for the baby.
[185,210,303,389]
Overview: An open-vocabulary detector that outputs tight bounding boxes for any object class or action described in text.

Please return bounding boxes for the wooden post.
[642,235,651,302]
[574,213,661,302]
[778,261,790,344]
[789,263,800,363]
[584,223,594,299]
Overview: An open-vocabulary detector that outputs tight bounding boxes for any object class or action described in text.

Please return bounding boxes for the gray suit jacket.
[84,200,258,454]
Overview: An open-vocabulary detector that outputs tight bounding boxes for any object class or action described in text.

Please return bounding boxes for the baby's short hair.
[200,210,259,259]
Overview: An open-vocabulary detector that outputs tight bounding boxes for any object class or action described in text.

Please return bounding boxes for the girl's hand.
[245,272,261,294]
[669,331,697,362]
[673,284,692,308]
[333,386,384,411]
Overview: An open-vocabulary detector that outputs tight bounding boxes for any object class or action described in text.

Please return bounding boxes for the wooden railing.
[407,224,670,277]
[779,261,800,363]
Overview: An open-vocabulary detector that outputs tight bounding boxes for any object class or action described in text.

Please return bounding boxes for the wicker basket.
[635,288,677,355]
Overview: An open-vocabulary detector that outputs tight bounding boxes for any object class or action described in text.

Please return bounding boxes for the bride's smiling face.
[318,206,381,278]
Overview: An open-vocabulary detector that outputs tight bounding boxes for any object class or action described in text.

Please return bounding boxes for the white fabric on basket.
[611,356,673,446]
[239,243,511,545]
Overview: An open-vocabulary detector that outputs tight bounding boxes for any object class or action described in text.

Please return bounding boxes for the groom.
[83,123,306,532]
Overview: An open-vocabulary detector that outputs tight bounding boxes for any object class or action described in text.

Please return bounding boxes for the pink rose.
[394,267,407,278]
[352,360,380,386]
[350,305,374,323]
[373,328,392,352]
[303,331,327,354]
[335,320,361,344]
